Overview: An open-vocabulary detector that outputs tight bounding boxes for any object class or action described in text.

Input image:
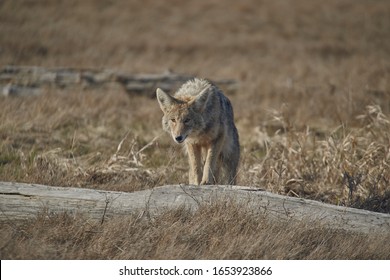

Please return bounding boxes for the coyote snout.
[156,78,240,185]
[175,135,186,143]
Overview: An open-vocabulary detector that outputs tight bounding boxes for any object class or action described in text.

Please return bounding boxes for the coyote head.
[156,87,209,144]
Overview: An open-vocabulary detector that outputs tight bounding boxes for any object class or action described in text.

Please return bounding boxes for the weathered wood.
[0,66,238,97]
[1,84,41,97]
[1,182,389,234]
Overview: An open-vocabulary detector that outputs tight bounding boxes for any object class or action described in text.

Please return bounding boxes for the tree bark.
[1,182,389,233]
[0,66,238,97]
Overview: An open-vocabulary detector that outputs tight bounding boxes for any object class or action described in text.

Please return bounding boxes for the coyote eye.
[170,118,176,123]
[184,118,191,124]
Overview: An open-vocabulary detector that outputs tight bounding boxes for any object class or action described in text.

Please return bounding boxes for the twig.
[101,197,110,225]
[179,184,201,207]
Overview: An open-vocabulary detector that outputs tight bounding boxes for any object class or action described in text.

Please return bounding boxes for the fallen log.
[0,66,238,97]
[1,182,389,234]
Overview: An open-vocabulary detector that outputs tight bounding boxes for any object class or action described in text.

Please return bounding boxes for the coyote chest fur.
[156,78,240,185]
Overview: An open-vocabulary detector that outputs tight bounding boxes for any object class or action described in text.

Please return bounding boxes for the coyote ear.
[190,87,210,112]
[156,88,176,113]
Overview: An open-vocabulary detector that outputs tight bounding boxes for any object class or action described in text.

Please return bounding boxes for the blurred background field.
[0,0,389,259]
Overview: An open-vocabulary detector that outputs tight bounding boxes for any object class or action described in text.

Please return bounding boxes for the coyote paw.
[200,179,213,185]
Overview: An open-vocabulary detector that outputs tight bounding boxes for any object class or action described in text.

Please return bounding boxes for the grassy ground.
[1,0,390,259]
[2,202,390,260]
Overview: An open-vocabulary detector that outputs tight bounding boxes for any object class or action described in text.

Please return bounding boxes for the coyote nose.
[175,136,185,143]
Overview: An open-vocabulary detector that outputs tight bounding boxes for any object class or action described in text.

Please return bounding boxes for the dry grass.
[243,105,390,212]
[1,201,390,260]
[1,0,390,259]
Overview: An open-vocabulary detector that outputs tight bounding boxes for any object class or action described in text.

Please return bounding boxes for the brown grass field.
[1,0,390,259]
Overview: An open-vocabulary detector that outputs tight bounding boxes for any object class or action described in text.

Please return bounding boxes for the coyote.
[156,78,240,185]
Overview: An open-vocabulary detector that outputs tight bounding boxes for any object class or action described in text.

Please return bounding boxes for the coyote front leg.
[201,138,224,185]
[186,143,203,185]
